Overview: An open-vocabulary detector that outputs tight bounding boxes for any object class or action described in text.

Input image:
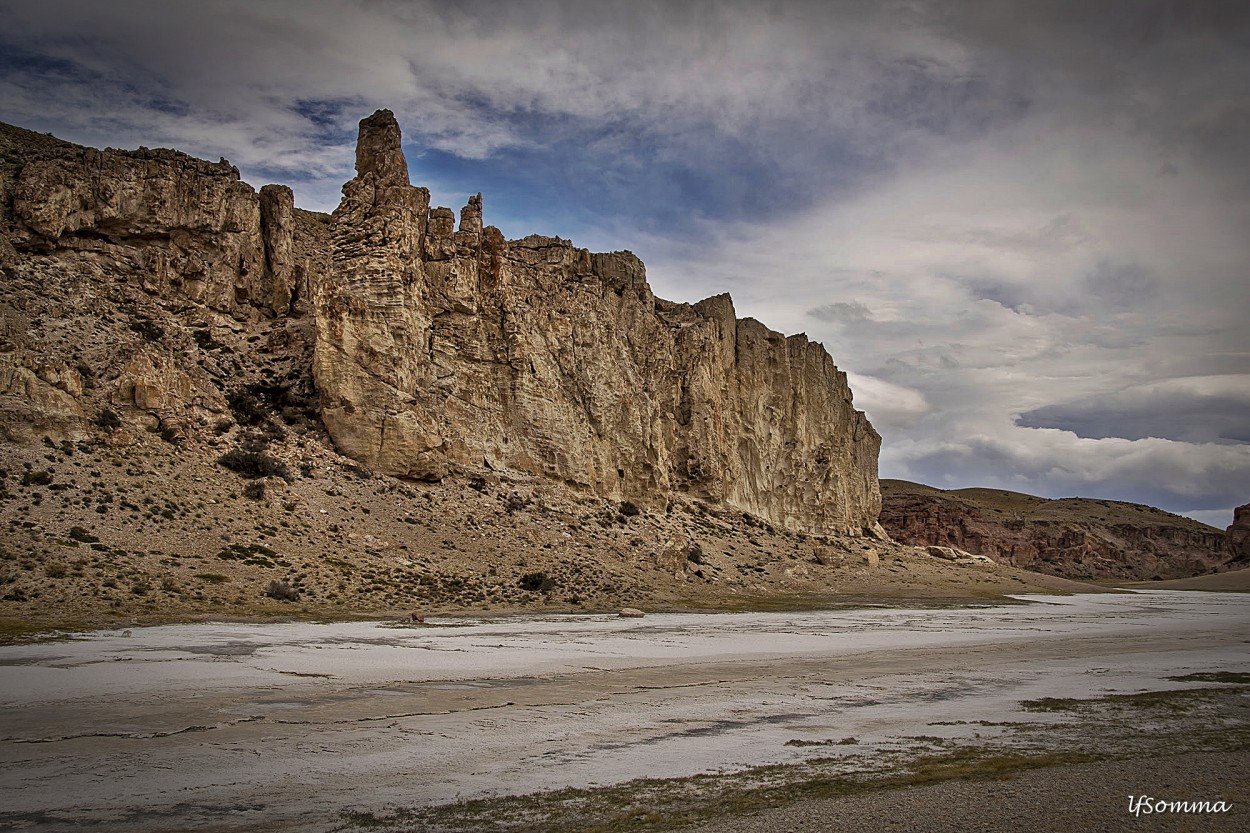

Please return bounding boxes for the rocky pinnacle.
[314,110,884,537]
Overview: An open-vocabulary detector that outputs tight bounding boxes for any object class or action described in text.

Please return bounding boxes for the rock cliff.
[879,479,1235,580]
[4,129,303,317]
[0,120,328,445]
[314,111,882,536]
[1227,504,1250,562]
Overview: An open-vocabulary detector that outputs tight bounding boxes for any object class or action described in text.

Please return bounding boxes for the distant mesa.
[878,479,1240,580]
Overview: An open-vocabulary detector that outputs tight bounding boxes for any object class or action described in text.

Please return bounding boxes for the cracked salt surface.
[1,591,1247,831]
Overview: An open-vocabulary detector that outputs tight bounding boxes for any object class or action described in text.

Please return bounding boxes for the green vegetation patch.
[1166,671,1250,684]
[1021,685,1249,715]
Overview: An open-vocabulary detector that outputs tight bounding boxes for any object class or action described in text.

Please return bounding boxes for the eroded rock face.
[8,139,295,316]
[879,480,1233,580]
[0,120,327,442]
[315,110,882,535]
[1227,504,1250,562]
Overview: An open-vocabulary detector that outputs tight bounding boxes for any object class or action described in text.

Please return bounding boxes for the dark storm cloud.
[1017,377,1250,444]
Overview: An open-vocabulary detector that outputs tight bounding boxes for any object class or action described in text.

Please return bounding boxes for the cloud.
[637,29,1250,514]
[0,0,1246,516]
[883,425,1250,516]
[1184,508,1238,530]
[1017,376,1250,444]
[844,373,930,429]
[808,301,875,324]
[0,0,1036,222]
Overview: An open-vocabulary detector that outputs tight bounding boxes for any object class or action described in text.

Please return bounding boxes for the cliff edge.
[315,111,882,537]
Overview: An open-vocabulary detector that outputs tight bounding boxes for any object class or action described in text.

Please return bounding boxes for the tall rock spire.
[316,110,883,536]
[353,109,410,186]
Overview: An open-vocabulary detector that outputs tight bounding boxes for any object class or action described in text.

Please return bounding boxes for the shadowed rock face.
[1228,504,1250,562]
[314,110,882,536]
[879,479,1236,580]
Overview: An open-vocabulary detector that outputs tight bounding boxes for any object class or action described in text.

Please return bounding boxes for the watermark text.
[1128,795,1232,817]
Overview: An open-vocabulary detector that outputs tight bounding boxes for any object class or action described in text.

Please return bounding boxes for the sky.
[2,0,1247,527]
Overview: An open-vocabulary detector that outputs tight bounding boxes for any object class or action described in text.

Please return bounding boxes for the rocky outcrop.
[1,122,325,321]
[0,353,88,442]
[315,110,881,536]
[1227,504,1250,562]
[10,141,268,314]
[879,479,1234,580]
[0,121,331,446]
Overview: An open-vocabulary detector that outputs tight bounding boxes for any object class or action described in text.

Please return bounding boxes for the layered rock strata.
[0,121,327,443]
[315,110,882,536]
[879,479,1234,580]
[4,131,304,317]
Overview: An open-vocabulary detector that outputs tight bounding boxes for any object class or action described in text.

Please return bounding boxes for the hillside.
[879,479,1242,580]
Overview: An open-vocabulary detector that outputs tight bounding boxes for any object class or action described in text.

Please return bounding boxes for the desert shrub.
[21,470,52,486]
[68,526,99,543]
[518,571,556,593]
[264,579,300,601]
[218,543,284,568]
[619,500,641,517]
[195,573,231,584]
[242,481,266,500]
[227,389,268,426]
[95,408,122,430]
[128,317,164,341]
[686,542,705,565]
[218,449,290,481]
[44,564,67,578]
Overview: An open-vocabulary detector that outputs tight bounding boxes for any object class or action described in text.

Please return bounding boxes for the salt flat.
[1,591,1247,831]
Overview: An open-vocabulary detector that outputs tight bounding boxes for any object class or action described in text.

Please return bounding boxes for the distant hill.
[879,479,1242,580]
